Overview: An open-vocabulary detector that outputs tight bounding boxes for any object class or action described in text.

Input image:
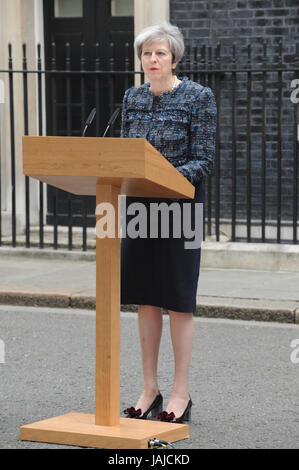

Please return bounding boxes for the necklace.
[149,75,179,95]
[171,75,178,90]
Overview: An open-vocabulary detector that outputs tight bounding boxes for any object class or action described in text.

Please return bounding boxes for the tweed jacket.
[120,76,217,187]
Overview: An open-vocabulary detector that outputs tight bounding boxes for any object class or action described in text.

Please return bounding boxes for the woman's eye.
[142,51,166,57]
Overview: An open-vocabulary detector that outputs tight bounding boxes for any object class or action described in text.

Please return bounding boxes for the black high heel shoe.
[123,392,163,419]
[157,397,192,423]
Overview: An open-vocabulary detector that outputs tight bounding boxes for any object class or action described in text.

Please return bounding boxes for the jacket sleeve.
[176,86,217,186]
[120,88,131,138]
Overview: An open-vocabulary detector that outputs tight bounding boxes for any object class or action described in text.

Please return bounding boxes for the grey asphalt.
[0,305,298,449]
[0,246,298,449]
[0,251,298,323]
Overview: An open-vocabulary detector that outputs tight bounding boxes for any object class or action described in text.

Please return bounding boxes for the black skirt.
[121,183,205,313]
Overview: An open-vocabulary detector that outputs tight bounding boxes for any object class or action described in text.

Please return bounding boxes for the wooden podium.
[20,136,195,449]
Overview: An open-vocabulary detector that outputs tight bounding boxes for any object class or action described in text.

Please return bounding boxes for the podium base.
[20,412,189,449]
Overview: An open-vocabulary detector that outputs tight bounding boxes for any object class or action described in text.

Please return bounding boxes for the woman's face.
[141,40,177,81]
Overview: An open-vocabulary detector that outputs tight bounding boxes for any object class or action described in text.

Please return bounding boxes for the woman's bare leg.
[134,305,163,412]
[166,310,194,417]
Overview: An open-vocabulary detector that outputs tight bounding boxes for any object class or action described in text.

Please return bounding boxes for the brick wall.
[170,0,299,236]
[170,0,298,52]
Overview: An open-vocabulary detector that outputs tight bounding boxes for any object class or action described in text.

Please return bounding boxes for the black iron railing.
[0,40,298,250]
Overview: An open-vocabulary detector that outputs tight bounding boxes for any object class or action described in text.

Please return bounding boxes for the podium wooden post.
[20,136,195,449]
[95,183,121,426]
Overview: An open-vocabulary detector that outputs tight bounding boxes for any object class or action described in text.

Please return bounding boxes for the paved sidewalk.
[0,247,298,323]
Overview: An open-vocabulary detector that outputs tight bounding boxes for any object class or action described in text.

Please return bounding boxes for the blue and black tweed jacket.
[120,76,217,187]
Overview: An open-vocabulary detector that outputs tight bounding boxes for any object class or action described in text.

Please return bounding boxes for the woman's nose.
[150,53,157,62]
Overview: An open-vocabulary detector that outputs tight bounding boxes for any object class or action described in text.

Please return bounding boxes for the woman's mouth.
[150,67,159,70]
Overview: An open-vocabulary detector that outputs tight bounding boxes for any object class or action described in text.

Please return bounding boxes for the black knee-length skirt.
[121,183,205,313]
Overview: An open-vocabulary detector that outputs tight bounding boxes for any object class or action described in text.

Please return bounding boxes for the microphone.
[81,106,121,137]
[102,107,121,137]
[82,107,96,137]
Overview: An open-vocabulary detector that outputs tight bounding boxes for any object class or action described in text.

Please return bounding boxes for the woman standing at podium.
[121,22,217,423]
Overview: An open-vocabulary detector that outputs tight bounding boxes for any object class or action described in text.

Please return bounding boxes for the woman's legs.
[135,305,163,412]
[133,306,193,418]
[166,310,194,417]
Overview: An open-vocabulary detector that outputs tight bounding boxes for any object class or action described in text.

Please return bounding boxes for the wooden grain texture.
[20,413,189,449]
[95,184,121,426]
[22,136,195,198]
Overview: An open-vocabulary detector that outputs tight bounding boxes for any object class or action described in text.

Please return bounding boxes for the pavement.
[0,243,298,324]
[1,306,299,449]
[1,241,299,450]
